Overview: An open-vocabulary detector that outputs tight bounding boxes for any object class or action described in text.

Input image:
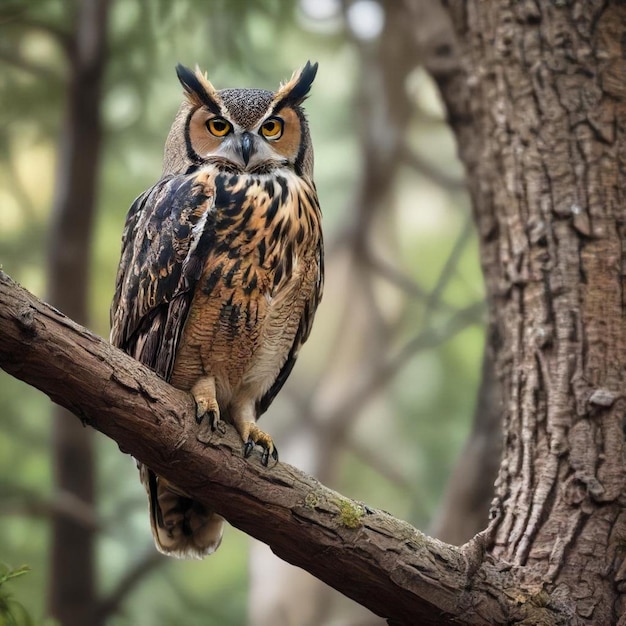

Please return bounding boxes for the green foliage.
[0,564,33,626]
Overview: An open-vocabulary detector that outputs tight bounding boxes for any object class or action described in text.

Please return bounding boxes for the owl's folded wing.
[110,172,217,380]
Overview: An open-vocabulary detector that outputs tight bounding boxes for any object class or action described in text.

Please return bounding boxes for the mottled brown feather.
[111,168,322,406]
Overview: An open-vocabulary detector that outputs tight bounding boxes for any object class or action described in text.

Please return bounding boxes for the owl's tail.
[140,466,223,559]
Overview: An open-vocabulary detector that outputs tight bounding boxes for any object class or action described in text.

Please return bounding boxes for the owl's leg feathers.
[191,376,220,431]
[231,402,279,466]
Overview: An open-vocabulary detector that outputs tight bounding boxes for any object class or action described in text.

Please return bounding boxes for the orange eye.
[260,117,284,140]
[206,117,232,137]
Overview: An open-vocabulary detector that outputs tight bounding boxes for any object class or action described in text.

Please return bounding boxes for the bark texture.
[0,272,584,625]
[432,1,626,622]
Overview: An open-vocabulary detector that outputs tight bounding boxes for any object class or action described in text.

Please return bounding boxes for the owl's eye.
[260,117,284,140]
[206,117,232,137]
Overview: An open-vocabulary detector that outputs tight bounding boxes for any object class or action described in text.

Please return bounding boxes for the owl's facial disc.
[188,108,303,174]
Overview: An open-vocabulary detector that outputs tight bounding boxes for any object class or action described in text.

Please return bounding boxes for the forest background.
[0,1,486,624]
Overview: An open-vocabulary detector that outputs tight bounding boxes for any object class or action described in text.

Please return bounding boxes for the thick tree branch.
[0,271,580,626]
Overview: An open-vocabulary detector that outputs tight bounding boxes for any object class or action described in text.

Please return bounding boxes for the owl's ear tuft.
[273,61,318,110]
[175,64,222,115]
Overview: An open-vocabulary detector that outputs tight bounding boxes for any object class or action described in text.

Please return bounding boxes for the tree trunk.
[433,1,626,621]
[46,1,110,625]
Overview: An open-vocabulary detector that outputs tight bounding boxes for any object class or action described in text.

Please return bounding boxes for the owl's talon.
[207,410,219,431]
[191,377,220,430]
[195,405,205,424]
[260,446,279,466]
[244,438,255,458]
[195,404,220,427]
[240,424,278,465]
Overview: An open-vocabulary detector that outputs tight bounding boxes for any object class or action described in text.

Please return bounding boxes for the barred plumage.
[110,62,322,559]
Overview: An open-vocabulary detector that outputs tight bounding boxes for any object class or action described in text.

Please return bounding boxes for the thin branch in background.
[288,229,415,441]
[344,436,413,490]
[0,49,60,82]
[317,299,485,435]
[364,248,429,301]
[0,488,99,531]
[100,493,146,529]
[396,300,485,366]
[401,143,466,191]
[357,256,394,344]
[422,214,474,322]
[96,550,165,621]
[289,229,384,418]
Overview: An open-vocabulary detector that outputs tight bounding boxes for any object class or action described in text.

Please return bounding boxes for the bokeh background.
[0,1,486,624]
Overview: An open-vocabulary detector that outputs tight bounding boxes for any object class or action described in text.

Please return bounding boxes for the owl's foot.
[191,376,221,431]
[240,422,279,467]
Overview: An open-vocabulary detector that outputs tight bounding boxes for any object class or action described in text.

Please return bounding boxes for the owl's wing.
[256,218,324,418]
[110,172,217,379]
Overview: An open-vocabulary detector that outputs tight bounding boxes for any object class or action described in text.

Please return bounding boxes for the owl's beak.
[240,132,254,166]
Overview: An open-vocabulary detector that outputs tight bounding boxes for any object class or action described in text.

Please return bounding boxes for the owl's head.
[163,62,318,179]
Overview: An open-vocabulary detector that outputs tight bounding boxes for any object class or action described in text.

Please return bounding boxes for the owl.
[110,62,323,559]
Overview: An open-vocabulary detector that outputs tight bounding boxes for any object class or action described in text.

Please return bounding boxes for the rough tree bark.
[45,1,110,625]
[427,0,626,622]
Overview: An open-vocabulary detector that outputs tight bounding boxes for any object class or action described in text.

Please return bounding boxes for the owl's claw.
[262,446,280,466]
[244,439,255,459]
[241,424,279,466]
[243,437,278,466]
[195,404,206,424]
[191,377,221,433]
[209,410,221,431]
[194,400,220,427]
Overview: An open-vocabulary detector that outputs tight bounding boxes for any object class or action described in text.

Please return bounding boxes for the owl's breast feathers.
[110,166,323,417]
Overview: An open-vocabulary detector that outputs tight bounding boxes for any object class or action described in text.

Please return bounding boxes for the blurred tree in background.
[0,1,486,625]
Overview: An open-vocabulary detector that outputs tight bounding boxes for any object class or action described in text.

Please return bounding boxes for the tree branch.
[0,271,579,625]
[0,48,61,81]
[400,145,466,192]
[0,487,99,530]
[96,549,164,621]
